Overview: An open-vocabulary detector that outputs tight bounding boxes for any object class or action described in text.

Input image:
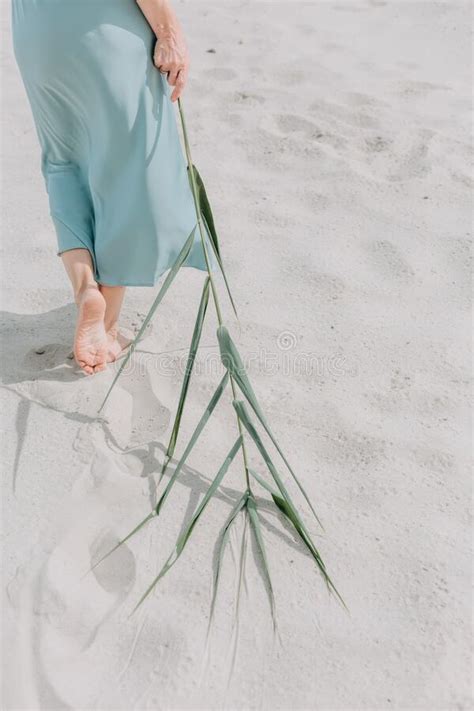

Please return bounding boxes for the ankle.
[106,322,119,337]
[75,282,99,305]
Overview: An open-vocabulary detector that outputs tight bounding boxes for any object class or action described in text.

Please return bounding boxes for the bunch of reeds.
[92,99,345,629]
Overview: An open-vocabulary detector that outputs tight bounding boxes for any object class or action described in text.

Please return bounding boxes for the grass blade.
[247,468,331,593]
[246,493,277,630]
[160,277,211,480]
[98,225,197,413]
[271,493,347,610]
[207,490,249,636]
[234,398,319,553]
[86,512,155,576]
[233,399,345,607]
[155,371,230,514]
[204,214,239,322]
[217,325,324,530]
[227,505,249,685]
[249,467,324,575]
[248,467,281,499]
[188,164,220,257]
[191,164,239,321]
[132,435,243,614]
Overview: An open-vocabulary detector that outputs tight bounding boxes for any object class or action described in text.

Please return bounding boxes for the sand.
[1,1,472,709]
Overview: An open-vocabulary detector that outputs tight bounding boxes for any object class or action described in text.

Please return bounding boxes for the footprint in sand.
[450,171,473,189]
[275,113,320,136]
[7,509,184,708]
[206,67,237,81]
[323,427,387,472]
[24,342,74,370]
[385,129,433,182]
[323,41,344,53]
[282,264,346,303]
[273,112,348,152]
[89,529,136,595]
[8,343,172,495]
[9,517,138,708]
[309,98,380,130]
[222,112,244,129]
[345,91,380,108]
[11,361,107,418]
[102,354,171,448]
[275,67,309,86]
[231,90,265,106]
[446,236,472,278]
[365,134,393,153]
[397,80,451,97]
[366,239,416,283]
[411,447,455,476]
[300,187,331,211]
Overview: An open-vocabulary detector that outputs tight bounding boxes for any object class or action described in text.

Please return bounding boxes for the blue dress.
[12,0,213,286]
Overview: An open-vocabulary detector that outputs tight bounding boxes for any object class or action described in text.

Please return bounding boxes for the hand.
[153,30,189,102]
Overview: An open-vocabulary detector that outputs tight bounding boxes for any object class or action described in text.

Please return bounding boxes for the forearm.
[136,0,189,102]
[135,0,182,40]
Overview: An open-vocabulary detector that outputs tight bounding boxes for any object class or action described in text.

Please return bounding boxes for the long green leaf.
[98,225,198,413]
[189,164,220,257]
[248,468,332,591]
[248,467,327,576]
[248,467,281,499]
[233,399,321,559]
[160,277,210,481]
[191,163,239,319]
[228,504,249,683]
[248,464,323,551]
[156,371,230,514]
[217,325,324,530]
[207,490,249,637]
[132,435,243,613]
[233,399,345,606]
[246,493,277,630]
[248,473,347,614]
[203,213,239,322]
[187,164,239,321]
[273,494,346,610]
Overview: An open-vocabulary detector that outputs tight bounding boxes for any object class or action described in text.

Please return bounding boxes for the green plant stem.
[178,98,250,490]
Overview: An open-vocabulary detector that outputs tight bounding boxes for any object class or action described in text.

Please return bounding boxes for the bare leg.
[61,249,108,375]
[98,285,131,361]
[100,285,126,332]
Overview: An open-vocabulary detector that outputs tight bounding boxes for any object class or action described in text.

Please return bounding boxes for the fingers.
[167,67,180,86]
[155,61,180,80]
[152,36,189,101]
[170,69,186,102]
[156,63,187,102]
[154,60,188,101]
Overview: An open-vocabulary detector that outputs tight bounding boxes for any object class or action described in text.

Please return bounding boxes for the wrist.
[136,0,180,39]
[155,22,179,41]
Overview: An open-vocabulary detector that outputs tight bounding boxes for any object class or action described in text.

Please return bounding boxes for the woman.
[12,0,211,375]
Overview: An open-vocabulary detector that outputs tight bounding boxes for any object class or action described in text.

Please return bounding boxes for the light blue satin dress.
[12,0,213,286]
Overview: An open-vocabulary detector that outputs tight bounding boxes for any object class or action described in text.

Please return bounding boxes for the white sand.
[1,1,472,709]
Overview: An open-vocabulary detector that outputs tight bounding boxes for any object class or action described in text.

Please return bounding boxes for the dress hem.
[96,264,215,288]
[56,248,214,288]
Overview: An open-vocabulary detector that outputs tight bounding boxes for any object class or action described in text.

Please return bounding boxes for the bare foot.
[74,286,108,375]
[106,328,132,363]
